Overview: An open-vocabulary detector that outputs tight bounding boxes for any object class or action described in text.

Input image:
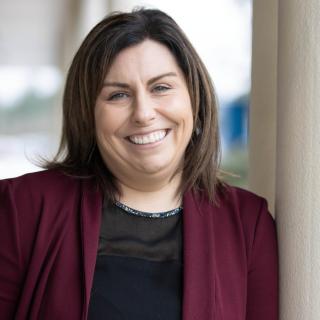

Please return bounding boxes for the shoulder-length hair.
[44,8,227,204]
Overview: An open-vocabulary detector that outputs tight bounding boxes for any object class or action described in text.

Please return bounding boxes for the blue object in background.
[219,94,249,152]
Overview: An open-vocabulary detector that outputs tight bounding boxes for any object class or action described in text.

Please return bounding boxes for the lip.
[125,128,169,139]
[125,129,171,148]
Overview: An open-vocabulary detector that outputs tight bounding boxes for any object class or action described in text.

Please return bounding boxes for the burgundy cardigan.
[0,169,278,319]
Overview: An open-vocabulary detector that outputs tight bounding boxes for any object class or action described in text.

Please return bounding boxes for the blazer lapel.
[182,191,216,320]
[80,179,102,320]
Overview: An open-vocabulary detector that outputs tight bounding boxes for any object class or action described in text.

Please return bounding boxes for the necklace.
[114,200,183,219]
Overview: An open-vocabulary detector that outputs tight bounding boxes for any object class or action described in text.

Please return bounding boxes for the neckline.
[114,200,183,219]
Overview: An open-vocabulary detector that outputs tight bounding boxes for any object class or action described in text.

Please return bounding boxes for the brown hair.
[44,8,227,203]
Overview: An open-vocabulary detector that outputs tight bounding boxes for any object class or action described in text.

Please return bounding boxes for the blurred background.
[0,0,252,188]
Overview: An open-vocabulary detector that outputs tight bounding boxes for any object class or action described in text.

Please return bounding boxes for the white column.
[58,0,109,71]
[248,0,278,213]
[108,0,130,11]
[277,0,320,319]
[108,0,151,12]
[77,0,110,43]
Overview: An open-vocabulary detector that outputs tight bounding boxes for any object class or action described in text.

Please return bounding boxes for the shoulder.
[220,184,269,214]
[0,170,87,284]
[1,169,76,190]
[0,169,90,216]
[185,183,275,237]
[214,184,275,237]
[187,183,273,225]
[0,169,97,250]
[0,169,84,199]
[210,185,277,268]
[219,185,278,276]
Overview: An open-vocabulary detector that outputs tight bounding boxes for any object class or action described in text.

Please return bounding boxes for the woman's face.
[94,39,193,189]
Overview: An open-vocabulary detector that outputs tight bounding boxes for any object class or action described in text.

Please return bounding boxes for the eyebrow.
[102,72,178,88]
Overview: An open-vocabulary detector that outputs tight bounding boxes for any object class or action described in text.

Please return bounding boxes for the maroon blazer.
[0,169,278,319]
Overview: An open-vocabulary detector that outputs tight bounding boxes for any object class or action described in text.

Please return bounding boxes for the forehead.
[104,39,184,81]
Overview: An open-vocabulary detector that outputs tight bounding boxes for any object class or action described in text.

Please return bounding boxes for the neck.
[117,173,182,213]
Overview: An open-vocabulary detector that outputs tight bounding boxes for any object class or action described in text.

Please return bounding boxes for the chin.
[137,164,167,175]
[136,160,176,176]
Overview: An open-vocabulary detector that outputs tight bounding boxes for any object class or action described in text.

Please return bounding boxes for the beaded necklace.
[114,200,183,219]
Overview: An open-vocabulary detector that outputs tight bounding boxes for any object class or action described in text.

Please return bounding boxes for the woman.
[0,8,278,320]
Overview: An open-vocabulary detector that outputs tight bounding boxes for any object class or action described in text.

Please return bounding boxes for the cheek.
[162,93,193,120]
[173,97,194,133]
[94,104,125,139]
[178,99,194,143]
[184,112,194,145]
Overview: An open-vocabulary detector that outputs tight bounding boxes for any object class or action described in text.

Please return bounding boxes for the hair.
[43,7,227,204]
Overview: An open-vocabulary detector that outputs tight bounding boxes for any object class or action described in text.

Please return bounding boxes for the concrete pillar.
[108,0,146,11]
[276,0,320,319]
[58,0,109,71]
[54,0,109,146]
[77,0,110,44]
[248,0,278,213]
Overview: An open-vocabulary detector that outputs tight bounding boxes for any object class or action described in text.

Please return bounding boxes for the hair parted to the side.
[43,7,228,204]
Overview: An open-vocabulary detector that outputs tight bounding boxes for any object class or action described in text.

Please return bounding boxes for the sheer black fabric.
[88,200,183,320]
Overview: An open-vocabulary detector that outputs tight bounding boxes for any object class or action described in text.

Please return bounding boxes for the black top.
[88,200,183,320]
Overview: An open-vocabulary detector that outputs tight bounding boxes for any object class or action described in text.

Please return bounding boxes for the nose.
[131,91,156,125]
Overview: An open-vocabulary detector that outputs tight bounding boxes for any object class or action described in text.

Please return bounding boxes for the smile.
[127,129,168,145]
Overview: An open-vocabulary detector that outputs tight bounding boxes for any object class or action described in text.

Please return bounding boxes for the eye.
[152,85,170,93]
[108,92,129,101]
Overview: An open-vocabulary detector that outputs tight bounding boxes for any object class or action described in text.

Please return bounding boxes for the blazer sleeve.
[246,198,279,320]
[0,179,23,319]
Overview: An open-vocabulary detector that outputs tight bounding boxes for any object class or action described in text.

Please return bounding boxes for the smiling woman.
[0,8,278,320]
[41,9,225,210]
[94,39,193,210]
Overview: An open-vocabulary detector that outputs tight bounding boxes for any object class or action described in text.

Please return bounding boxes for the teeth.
[129,130,167,145]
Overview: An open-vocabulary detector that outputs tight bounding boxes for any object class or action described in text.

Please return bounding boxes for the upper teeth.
[129,130,167,145]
